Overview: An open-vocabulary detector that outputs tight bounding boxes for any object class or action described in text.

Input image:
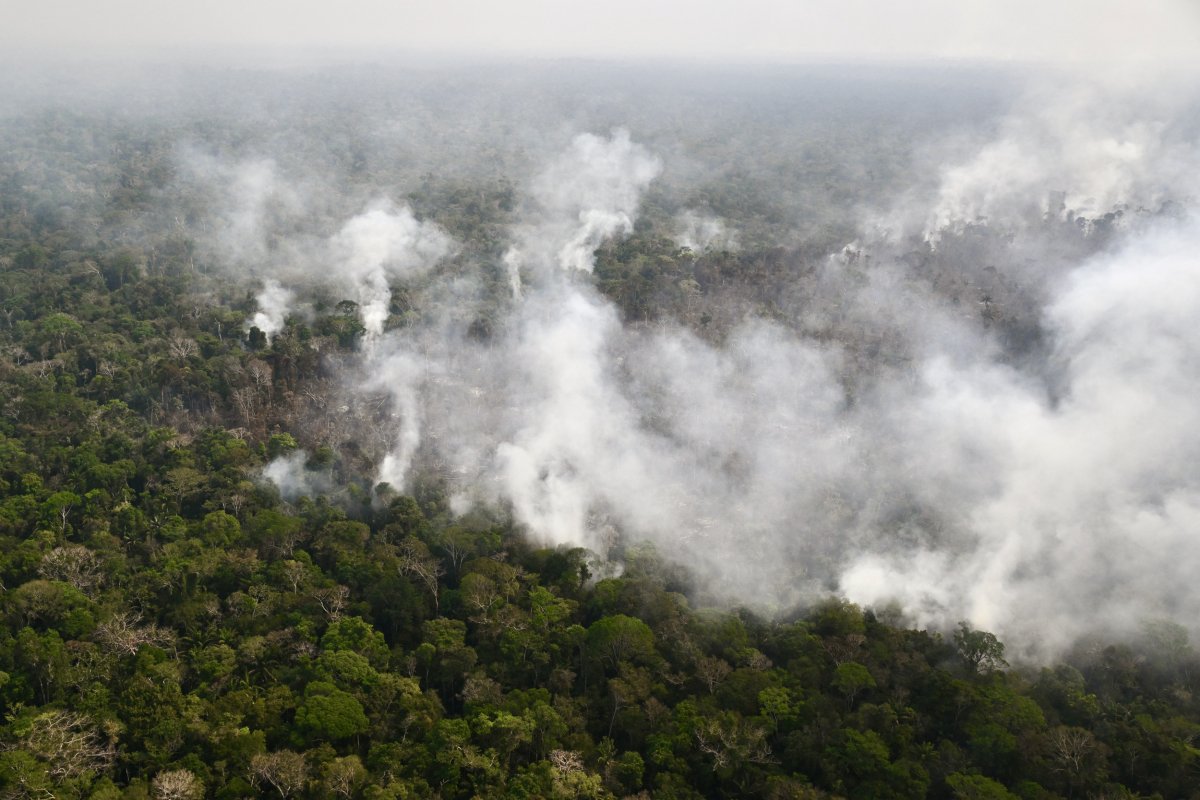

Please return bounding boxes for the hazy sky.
[3,0,1198,65]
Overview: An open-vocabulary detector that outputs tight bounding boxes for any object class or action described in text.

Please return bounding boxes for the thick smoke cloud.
[191,72,1200,659]
[870,80,1199,246]
[844,216,1200,656]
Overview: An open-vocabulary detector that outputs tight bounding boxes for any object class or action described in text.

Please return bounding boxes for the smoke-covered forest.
[3,55,1200,798]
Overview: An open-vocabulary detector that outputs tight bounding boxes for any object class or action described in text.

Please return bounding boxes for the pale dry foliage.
[94,611,175,656]
[18,710,116,782]
[694,715,776,770]
[38,545,104,596]
[396,536,444,611]
[250,750,309,798]
[550,749,584,773]
[152,768,204,800]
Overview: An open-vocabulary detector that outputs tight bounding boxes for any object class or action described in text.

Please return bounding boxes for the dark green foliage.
[296,682,370,741]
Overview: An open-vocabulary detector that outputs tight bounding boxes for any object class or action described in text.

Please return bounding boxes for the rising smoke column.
[366,129,666,496]
[503,128,661,292]
[330,199,452,342]
[248,279,295,342]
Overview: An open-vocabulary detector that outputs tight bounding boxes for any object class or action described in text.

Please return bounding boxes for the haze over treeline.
[2,37,1200,662]
[4,0,1200,785]
[3,54,1199,661]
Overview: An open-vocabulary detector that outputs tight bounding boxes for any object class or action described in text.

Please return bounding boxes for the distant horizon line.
[0,46,1116,74]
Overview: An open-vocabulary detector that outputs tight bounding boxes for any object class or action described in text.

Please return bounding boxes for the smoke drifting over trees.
[4,58,1200,660]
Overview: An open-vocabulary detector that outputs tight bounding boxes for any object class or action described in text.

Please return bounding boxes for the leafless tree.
[39,545,104,596]
[247,358,275,403]
[5,344,28,365]
[461,573,502,623]
[152,768,204,800]
[1047,725,1098,775]
[550,749,584,774]
[231,387,257,428]
[94,611,175,656]
[280,560,309,593]
[696,655,732,695]
[694,715,776,771]
[322,756,365,799]
[822,633,866,666]
[18,710,116,783]
[166,331,198,361]
[312,584,350,620]
[249,751,308,799]
[397,536,444,612]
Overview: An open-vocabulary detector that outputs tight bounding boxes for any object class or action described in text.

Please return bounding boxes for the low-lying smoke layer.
[210,76,1200,660]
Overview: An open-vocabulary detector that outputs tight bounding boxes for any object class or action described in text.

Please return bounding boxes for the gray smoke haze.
[340,73,1200,657]
[674,211,736,252]
[4,0,1197,67]
[141,62,1200,659]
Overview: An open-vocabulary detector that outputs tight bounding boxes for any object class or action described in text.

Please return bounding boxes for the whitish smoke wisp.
[247,279,294,341]
[503,128,662,280]
[330,200,453,342]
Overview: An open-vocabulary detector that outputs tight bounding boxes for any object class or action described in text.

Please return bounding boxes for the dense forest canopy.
[1,57,1200,798]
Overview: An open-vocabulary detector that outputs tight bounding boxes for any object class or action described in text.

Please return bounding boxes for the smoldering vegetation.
[3,58,1199,659]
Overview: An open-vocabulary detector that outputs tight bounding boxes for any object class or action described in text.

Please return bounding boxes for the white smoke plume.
[263,450,333,501]
[504,128,662,292]
[247,279,295,341]
[330,200,453,341]
[900,81,1199,245]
